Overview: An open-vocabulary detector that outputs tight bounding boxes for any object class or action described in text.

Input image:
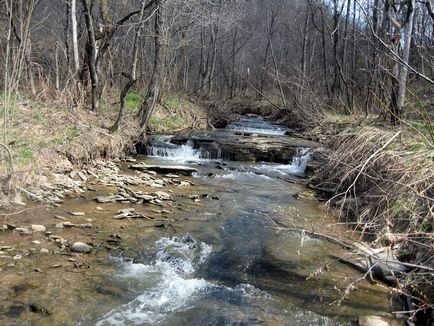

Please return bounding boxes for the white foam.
[215,171,272,180]
[147,139,203,162]
[97,235,212,325]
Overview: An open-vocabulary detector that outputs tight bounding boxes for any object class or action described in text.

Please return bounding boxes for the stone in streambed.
[69,212,85,216]
[15,227,32,235]
[31,225,46,232]
[71,242,93,253]
[359,315,405,326]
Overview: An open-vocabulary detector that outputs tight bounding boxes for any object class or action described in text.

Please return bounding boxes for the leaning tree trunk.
[139,0,167,130]
[111,0,149,132]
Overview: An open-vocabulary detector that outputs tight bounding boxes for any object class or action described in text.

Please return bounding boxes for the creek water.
[84,118,393,325]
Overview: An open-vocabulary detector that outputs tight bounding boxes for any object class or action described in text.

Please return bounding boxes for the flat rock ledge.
[171,130,319,163]
[130,164,198,176]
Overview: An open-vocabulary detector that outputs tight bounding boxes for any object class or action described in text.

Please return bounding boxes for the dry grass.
[0,100,139,205]
[312,125,434,310]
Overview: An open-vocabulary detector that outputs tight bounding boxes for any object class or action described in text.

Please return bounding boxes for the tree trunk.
[71,0,80,73]
[207,24,219,97]
[397,0,416,117]
[139,0,167,130]
[111,0,149,132]
[82,0,100,111]
[299,6,309,101]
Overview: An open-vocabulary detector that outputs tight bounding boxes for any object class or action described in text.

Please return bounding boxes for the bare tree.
[139,0,168,130]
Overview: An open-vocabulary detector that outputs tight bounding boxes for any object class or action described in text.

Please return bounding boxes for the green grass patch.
[164,94,182,110]
[409,121,434,135]
[323,112,358,124]
[67,126,80,140]
[149,115,185,131]
[125,92,142,112]
[16,148,34,166]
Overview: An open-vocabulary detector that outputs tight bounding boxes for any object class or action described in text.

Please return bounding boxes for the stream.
[89,118,392,325]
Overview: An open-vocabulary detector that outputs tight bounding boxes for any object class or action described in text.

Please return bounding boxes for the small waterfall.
[258,148,311,176]
[289,148,311,174]
[147,136,220,162]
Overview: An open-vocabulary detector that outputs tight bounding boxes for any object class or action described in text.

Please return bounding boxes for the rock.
[117,208,135,214]
[13,254,22,260]
[154,191,172,200]
[32,240,41,245]
[40,248,49,254]
[77,171,87,181]
[135,194,155,201]
[96,206,103,211]
[54,215,66,220]
[130,164,198,176]
[172,130,319,163]
[31,225,46,232]
[69,212,85,216]
[359,315,405,326]
[15,227,32,235]
[5,224,16,230]
[29,303,51,316]
[71,242,93,253]
[60,222,93,228]
[113,213,129,220]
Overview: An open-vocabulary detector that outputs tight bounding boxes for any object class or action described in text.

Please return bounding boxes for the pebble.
[40,248,49,254]
[13,254,22,260]
[71,242,93,253]
[96,207,103,211]
[31,225,46,232]
[32,240,41,245]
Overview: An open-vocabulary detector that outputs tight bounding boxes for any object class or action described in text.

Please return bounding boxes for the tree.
[138,0,168,130]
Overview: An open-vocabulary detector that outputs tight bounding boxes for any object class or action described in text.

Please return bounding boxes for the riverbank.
[0,93,207,207]
[304,115,434,321]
